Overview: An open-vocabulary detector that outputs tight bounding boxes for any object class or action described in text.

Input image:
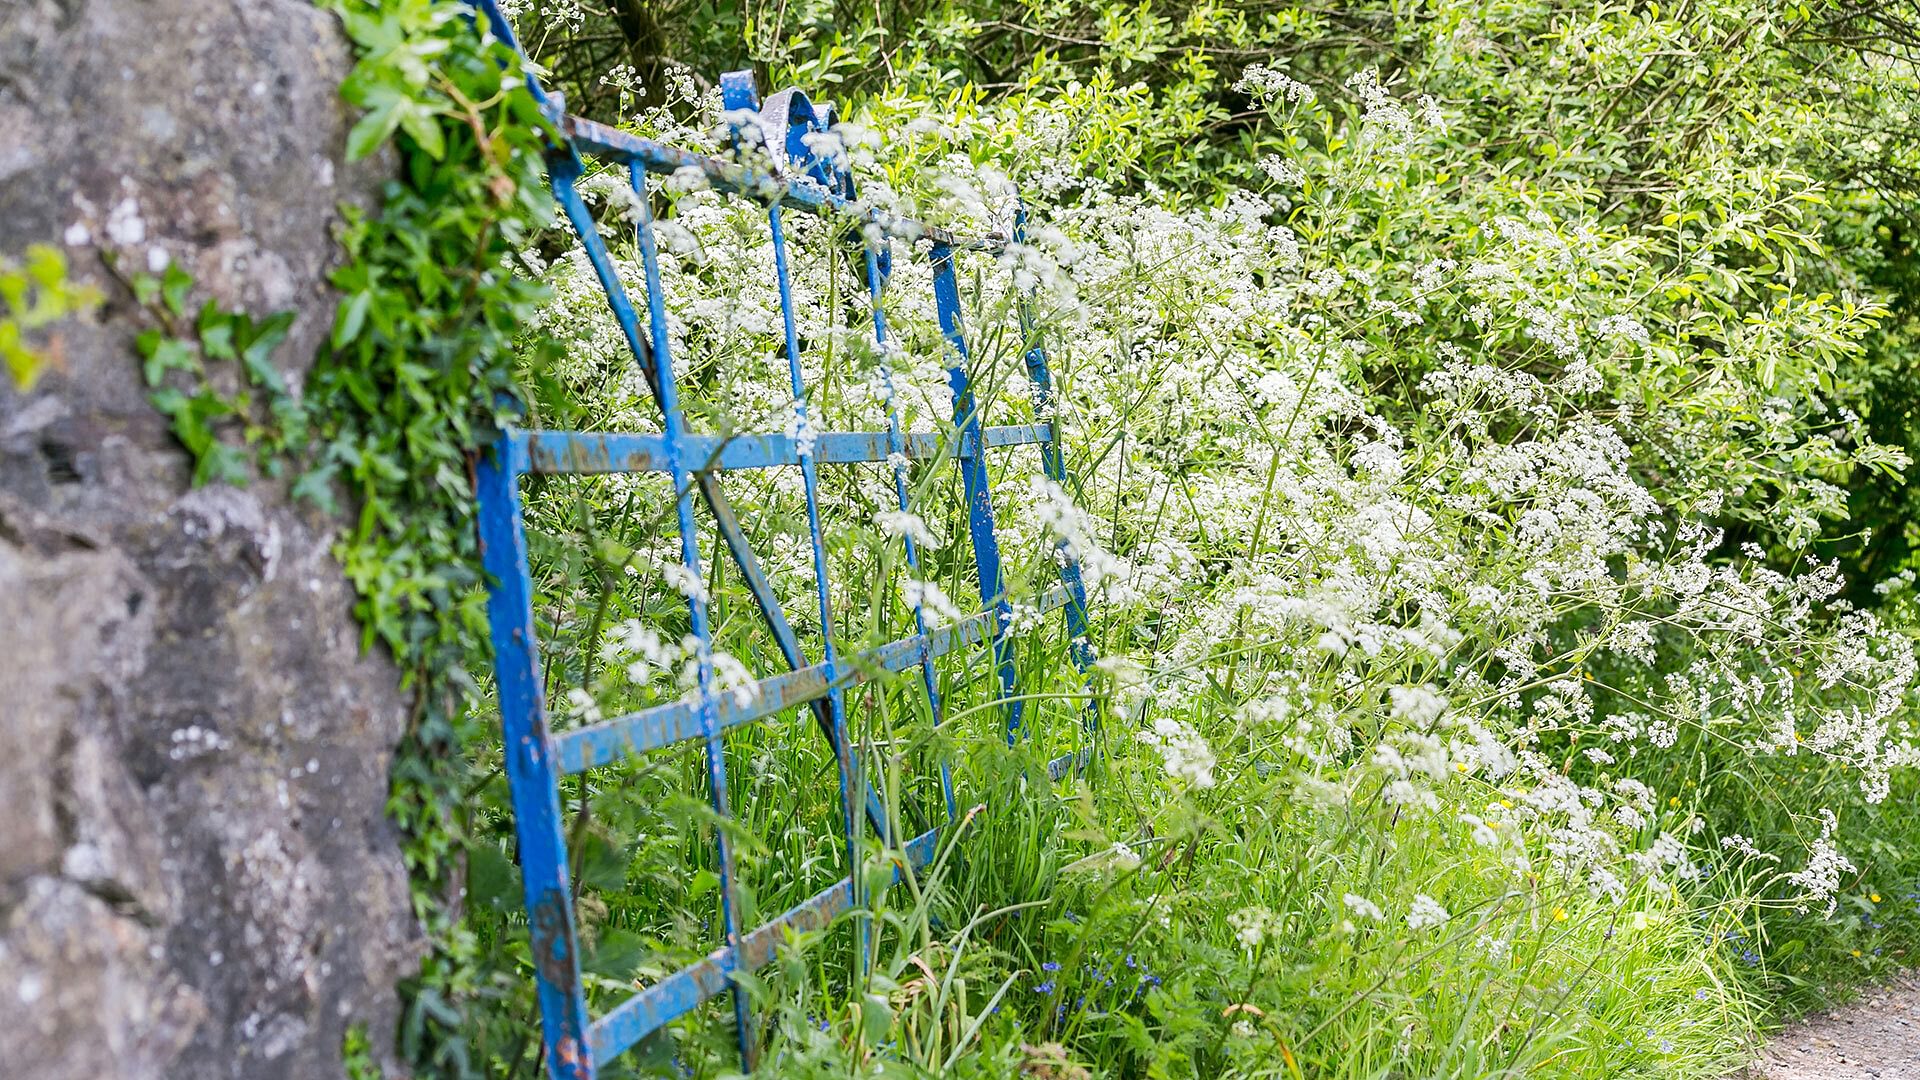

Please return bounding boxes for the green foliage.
[308,1,1920,1077]
[114,258,306,487]
[315,0,557,1072]
[0,243,100,389]
[343,1022,381,1080]
[512,0,1920,575]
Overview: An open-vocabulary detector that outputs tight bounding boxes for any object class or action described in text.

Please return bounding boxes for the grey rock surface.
[0,1,418,1077]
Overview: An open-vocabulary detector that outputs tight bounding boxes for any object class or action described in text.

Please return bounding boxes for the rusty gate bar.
[475,447,593,1079]
[467,3,1105,1074]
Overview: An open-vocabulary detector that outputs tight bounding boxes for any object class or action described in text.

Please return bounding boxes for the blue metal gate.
[470,5,1097,1075]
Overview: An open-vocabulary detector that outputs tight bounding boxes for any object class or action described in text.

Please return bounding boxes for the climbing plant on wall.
[316,0,557,1069]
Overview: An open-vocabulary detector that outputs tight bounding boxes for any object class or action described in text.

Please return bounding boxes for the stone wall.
[0,2,417,1076]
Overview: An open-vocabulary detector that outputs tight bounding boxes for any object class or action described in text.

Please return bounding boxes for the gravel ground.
[1739,972,1920,1079]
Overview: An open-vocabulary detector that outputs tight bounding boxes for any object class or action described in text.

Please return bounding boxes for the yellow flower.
[1871,893,1882,904]
[1669,796,1681,808]
[1500,799,1515,809]
[1852,950,1863,958]
[1553,907,1568,922]
[1455,762,1469,773]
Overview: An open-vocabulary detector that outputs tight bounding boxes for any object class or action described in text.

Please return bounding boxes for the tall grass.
[452,15,1920,1077]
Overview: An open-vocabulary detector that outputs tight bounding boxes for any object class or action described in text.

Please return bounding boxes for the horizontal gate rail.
[555,586,1073,774]
[509,423,1056,475]
[467,3,1102,1075]
[587,824,945,1065]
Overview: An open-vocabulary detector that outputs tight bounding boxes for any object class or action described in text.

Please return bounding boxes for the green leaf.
[333,290,372,348]
[23,244,67,290]
[137,330,197,386]
[397,100,446,161]
[346,102,402,161]
[291,462,340,514]
[466,842,520,915]
[574,831,629,894]
[239,310,294,393]
[160,263,194,318]
[1,322,45,389]
[688,868,721,901]
[582,928,648,979]
[858,992,894,1045]
[198,306,236,361]
[627,1030,679,1075]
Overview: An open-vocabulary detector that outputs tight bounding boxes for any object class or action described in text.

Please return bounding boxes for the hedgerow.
[324,1,1920,1076]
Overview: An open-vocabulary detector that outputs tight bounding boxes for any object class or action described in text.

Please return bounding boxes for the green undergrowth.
[302,1,1920,1078]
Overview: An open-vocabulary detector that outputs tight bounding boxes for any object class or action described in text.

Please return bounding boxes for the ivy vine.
[314,1,555,1070]
[106,258,309,487]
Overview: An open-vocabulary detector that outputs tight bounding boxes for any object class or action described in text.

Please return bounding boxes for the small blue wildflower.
[1695,988,1710,1001]
[1035,980,1056,995]
[1042,961,1061,973]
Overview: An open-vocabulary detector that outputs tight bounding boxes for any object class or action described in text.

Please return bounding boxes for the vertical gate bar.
[697,472,891,836]
[467,10,1108,1066]
[861,239,956,822]
[767,200,870,973]
[476,443,594,1080]
[710,73,889,842]
[928,242,1024,744]
[626,161,756,1068]
[1012,206,1099,726]
[546,134,887,837]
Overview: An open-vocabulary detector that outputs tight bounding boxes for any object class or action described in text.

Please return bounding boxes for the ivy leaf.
[197,443,250,488]
[23,245,68,291]
[198,304,236,361]
[1,321,44,390]
[130,272,161,308]
[147,385,190,425]
[160,263,194,318]
[239,311,294,394]
[136,329,197,386]
[291,462,340,514]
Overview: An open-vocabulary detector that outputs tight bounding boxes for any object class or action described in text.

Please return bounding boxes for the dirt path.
[1739,972,1920,1079]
